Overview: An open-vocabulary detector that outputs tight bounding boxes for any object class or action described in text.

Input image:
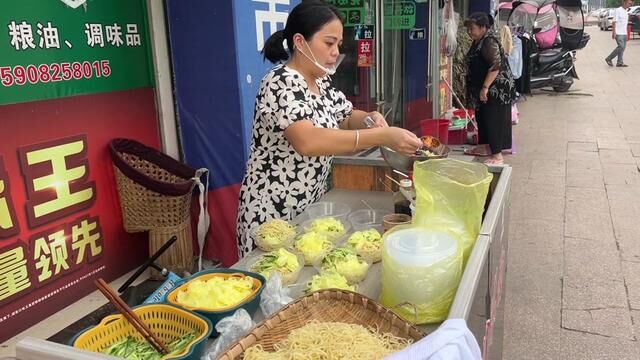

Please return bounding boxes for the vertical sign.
[354,24,374,68]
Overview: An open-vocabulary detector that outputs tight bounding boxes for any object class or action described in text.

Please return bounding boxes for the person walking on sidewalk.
[605,0,632,67]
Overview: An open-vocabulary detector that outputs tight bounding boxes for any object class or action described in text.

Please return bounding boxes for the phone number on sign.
[0,60,111,87]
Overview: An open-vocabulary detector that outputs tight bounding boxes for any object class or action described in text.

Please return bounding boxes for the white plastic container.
[302,201,351,222]
[380,225,463,324]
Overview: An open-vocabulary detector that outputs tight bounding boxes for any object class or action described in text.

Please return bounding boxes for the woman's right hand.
[384,127,423,156]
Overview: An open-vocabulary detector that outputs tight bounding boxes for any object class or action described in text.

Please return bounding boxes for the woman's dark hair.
[464,12,495,29]
[262,0,342,63]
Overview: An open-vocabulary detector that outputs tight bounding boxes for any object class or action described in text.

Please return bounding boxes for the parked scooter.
[508,0,590,92]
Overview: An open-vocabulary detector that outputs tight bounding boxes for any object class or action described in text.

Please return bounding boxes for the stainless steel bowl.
[379,146,448,173]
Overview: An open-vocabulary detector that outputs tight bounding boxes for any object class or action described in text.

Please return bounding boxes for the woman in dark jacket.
[464,12,515,165]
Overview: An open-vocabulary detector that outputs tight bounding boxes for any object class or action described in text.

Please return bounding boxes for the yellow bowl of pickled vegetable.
[71,303,211,359]
[164,269,266,336]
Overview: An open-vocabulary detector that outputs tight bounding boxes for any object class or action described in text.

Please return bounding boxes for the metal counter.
[234,165,512,359]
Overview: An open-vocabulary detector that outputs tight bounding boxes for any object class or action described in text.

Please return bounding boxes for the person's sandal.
[463,145,490,157]
[483,158,504,166]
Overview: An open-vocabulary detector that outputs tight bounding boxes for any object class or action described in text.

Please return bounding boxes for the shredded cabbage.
[295,232,334,264]
[305,217,346,241]
[250,248,300,279]
[348,229,382,252]
[321,248,369,284]
[305,271,355,293]
[176,276,254,310]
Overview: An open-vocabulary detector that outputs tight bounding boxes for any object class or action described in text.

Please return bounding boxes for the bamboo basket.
[218,289,425,359]
[110,139,198,278]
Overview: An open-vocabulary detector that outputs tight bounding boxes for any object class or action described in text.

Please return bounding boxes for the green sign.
[384,0,417,30]
[326,0,366,27]
[0,0,153,106]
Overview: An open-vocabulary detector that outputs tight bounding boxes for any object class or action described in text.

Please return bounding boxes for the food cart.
[13,152,511,359]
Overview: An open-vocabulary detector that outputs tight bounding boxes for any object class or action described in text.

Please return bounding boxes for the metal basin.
[380,146,448,173]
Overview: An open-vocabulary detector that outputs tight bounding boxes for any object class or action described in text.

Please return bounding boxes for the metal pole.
[147,0,180,160]
[375,0,385,113]
[430,0,441,118]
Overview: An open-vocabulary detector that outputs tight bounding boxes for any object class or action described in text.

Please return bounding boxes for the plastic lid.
[384,227,458,267]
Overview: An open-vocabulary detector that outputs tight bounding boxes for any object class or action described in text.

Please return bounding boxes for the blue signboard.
[165,0,301,266]
[232,0,300,148]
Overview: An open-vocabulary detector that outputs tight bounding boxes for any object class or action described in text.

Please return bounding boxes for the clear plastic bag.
[203,309,255,360]
[413,159,493,263]
[260,273,294,317]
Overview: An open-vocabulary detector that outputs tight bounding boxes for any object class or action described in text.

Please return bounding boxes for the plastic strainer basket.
[110,139,200,277]
[71,303,212,359]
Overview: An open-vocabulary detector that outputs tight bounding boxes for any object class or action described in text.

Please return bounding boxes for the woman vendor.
[236,0,422,257]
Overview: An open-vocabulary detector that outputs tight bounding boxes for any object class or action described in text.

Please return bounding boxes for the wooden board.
[331,164,399,192]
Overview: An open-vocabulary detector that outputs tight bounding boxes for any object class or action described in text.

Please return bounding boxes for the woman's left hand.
[479,87,489,103]
[366,111,389,128]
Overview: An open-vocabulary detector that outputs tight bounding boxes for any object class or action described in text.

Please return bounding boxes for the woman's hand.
[479,87,489,103]
[366,111,389,128]
[384,127,423,156]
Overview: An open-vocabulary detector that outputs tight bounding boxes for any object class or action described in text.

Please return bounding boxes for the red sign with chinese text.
[357,39,373,68]
[0,88,159,341]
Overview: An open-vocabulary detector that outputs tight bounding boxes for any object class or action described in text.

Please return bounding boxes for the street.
[503,26,640,359]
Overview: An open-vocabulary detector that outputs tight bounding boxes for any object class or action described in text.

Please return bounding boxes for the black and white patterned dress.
[235,64,353,257]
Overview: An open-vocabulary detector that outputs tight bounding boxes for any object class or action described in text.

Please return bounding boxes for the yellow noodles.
[243,321,412,360]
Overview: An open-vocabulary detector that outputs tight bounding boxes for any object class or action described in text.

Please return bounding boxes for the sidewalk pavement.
[502,27,640,359]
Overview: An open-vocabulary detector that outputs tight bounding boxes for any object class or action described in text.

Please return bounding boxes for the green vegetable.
[321,248,369,284]
[102,331,198,360]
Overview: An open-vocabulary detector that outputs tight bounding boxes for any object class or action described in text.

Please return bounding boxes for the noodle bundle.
[243,321,412,360]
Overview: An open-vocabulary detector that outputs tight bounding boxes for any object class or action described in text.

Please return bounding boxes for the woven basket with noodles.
[110,138,198,277]
[218,289,425,359]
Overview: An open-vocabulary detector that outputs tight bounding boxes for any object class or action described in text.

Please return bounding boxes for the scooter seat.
[537,48,565,65]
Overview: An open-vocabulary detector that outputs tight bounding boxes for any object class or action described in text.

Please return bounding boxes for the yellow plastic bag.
[380,225,463,324]
[412,159,493,262]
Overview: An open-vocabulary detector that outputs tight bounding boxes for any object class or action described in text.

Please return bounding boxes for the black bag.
[488,35,517,105]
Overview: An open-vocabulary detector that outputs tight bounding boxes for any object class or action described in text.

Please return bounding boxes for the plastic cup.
[382,213,412,232]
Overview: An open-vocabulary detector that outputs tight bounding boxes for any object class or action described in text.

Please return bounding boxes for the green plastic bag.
[412,158,493,263]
